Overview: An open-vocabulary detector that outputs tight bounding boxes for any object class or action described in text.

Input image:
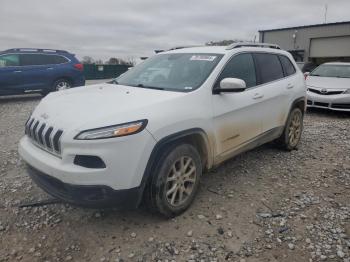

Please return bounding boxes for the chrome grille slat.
[25,118,35,135]
[28,118,35,138]
[37,123,46,145]
[45,127,54,150]
[31,121,39,142]
[53,130,63,153]
[25,117,63,157]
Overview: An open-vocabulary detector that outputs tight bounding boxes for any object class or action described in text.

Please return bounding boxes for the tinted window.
[254,53,284,84]
[0,54,20,67]
[279,55,296,76]
[20,54,47,66]
[216,53,256,88]
[52,55,68,64]
[20,54,68,66]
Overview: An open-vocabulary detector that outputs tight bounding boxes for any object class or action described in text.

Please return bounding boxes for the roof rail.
[168,45,203,51]
[4,48,69,53]
[225,42,281,50]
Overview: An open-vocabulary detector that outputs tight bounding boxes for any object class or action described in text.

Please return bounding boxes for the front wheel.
[277,107,303,151]
[145,144,202,218]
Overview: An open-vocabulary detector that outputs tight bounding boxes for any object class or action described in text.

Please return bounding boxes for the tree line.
[81,56,135,66]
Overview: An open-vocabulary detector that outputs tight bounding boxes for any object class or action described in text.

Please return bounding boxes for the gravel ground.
[0,93,349,262]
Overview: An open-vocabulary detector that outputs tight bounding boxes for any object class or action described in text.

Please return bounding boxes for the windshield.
[310,64,350,78]
[115,53,223,92]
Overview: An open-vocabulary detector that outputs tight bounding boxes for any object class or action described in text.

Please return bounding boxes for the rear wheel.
[53,79,71,91]
[145,144,202,218]
[277,107,303,150]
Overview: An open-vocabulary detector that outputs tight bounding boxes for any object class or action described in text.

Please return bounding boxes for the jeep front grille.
[25,118,64,156]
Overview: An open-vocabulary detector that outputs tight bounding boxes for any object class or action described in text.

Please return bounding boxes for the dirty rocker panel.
[215,126,284,165]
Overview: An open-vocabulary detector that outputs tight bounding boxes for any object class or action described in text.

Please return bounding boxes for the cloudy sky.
[1,0,349,61]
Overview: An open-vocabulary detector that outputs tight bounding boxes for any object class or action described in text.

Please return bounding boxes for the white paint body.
[19,46,306,190]
[306,63,350,112]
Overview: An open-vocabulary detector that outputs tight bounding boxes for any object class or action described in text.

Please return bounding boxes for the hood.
[32,83,185,133]
[306,76,350,90]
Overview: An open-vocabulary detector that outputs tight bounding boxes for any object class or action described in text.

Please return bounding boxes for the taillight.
[74,63,84,71]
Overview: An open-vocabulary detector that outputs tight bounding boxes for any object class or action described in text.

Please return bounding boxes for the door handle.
[287,83,294,89]
[13,70,22,73]
[47,67,54,70]
[253,93,264,100]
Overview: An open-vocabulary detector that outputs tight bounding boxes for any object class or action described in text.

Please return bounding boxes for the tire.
[145,143,202,218]
[52,79,72,92]
[277,107,303,151]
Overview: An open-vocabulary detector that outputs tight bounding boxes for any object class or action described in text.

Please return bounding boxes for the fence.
[83,64,130,80]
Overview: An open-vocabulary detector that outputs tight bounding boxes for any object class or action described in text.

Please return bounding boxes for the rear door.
[253,53,292,133]
[0,54,22,95]
[18,54,55,91]
[212,53,262,158]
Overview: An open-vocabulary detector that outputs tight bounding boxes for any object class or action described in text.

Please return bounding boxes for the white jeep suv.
[19,43,306,217]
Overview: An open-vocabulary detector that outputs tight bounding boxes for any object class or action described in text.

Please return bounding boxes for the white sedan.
[306,62,350,111]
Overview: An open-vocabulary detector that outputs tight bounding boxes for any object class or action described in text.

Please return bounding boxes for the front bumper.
[27,164,141,208]
[19,129,156,190]
[306,91,350,111]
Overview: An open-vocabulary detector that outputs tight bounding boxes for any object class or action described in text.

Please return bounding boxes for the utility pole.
[324,4,328,23]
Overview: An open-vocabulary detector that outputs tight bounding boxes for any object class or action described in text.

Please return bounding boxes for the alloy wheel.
[165,156,197,207]
[56,81,71,91]
[288,111,302,147]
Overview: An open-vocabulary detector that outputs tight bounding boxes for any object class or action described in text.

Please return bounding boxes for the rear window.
[279,55,296,76]
[51,55,68,64]
[20,54,68,66]
[254,53,284,84]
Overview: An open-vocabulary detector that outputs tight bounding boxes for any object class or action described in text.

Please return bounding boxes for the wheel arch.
[282,96,306,128]
[137,128,212,205]
[291,96,306,115]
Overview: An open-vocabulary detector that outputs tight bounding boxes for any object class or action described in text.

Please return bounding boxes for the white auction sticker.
[190,55,216,61]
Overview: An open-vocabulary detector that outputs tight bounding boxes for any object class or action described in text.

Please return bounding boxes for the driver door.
[211,53,262,160]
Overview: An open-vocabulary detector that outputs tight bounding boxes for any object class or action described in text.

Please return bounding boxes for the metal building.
[259,21,350,64]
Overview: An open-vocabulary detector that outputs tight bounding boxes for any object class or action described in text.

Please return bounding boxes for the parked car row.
[0,48,85,96]
[2,43,348,217]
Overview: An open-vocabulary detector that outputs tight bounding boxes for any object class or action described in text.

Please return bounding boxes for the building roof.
[259,21,350,33]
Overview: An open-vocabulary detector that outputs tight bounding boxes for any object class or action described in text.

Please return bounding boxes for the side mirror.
[214,78,246,94]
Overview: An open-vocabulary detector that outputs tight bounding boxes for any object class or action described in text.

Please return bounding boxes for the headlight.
[75,120,148,140]
[344,89,350,94]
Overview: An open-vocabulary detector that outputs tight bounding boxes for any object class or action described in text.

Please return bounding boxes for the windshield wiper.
[135,83,164,90]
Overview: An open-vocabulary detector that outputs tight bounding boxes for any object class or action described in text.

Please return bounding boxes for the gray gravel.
[0,95,349,262]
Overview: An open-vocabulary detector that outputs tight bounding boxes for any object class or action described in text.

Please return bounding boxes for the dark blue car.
[0,48,85,96]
